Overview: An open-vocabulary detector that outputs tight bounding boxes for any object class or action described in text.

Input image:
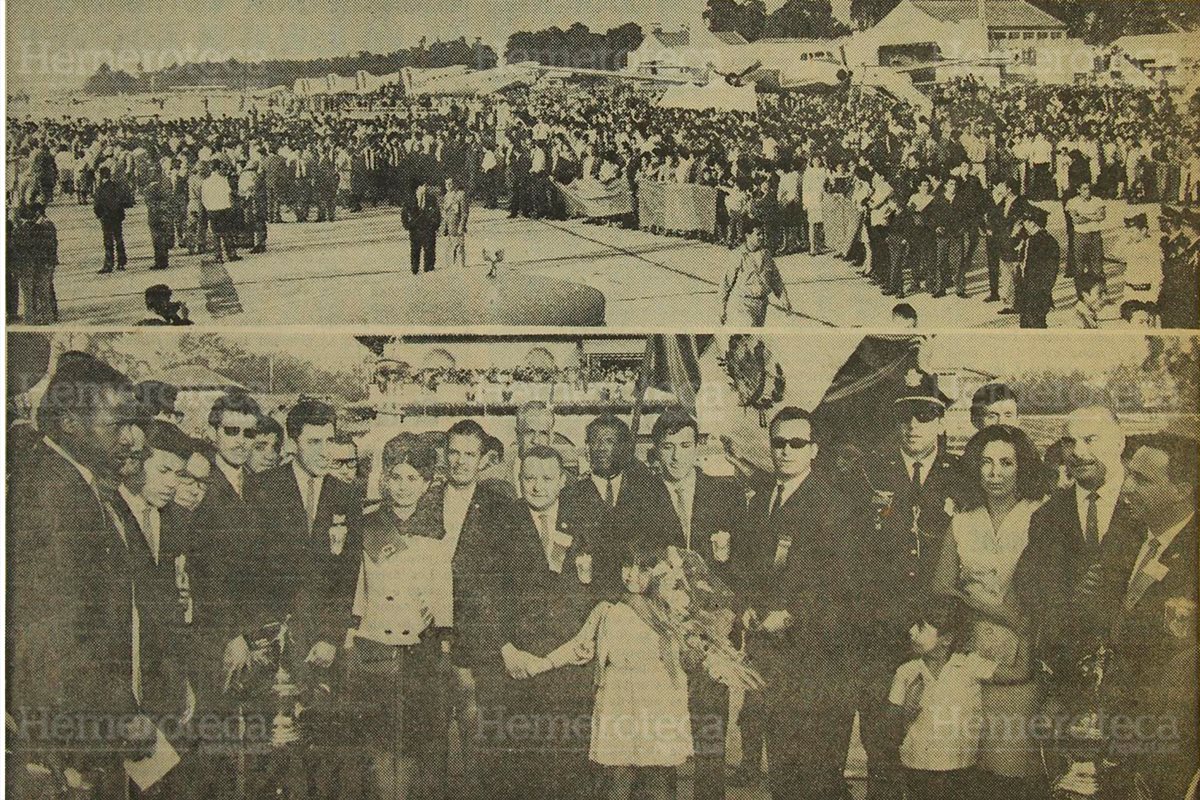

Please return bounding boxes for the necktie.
[605,478,615,508]
[770,483,785,518]
[910,461,923,503]
[1124,537,1163,611]
[673,484,691,549]
[143,506,159,564]
[1084,491,1100,550]
[306,475,319,532]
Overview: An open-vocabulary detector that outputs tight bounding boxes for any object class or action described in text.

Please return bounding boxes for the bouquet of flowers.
[653,546,765,691]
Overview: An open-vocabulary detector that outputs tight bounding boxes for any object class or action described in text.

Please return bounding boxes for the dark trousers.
[986,236,1001,297]
[207,210,238,262]
[689,671,729,800]
[933,233,963,295]
[867,223,890,284]
[960,227,980,295]
[410,230,436,273]
[858,672,904,800]
[903,767,978,800]
[101,219,127,269]
[149,225,171,269]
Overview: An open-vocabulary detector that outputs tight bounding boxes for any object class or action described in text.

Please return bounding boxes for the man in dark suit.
[8,352,153,796]
[649,408,744,800]
[94,166,133,273]
[1101,434,1197,785]
[247,399,362,683]
[420,419,515,796]
[561,414,681,595]
[857,372,960,800]
[113,420,199,758]
[402,178,441,274]
[738,407,869,800]
[1013,405,1137,689]
[1018,205,1060,328]
[925,175,967,298]
[184,391,277,790]
[465,445,600,800]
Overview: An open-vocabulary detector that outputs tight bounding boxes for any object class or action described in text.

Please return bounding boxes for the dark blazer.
[1101,516,1197,715]
[418,480,516,668]
[247,464,363,672]
[662,469,746,587]
[561,460,682,596]
[401,194,442,235]
[736,467,871,676]
[990,194,1034,262]
[188,457,275,705]
[113,493,193,725]
[1023,229,1061,307]
[1012,485,1141,680]
[8,439,138,762]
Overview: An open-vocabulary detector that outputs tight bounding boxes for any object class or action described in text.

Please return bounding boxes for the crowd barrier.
[637,181,720,235]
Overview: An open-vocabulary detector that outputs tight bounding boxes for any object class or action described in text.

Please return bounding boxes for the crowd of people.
[5,78,1200,326]
[8,345,1197,800]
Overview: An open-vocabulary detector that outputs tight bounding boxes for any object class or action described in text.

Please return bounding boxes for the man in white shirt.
[1118,212,1162,317]
[1065,182,1106,298]
[200,160,240,263]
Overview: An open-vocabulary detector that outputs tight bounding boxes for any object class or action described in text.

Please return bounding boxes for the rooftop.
[907,0,1066,29]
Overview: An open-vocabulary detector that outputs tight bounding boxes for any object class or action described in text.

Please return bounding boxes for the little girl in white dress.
[515,543,695,800]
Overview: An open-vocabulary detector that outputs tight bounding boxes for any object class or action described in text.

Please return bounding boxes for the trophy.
[1053,642,1115,798]
[269,617,302,748]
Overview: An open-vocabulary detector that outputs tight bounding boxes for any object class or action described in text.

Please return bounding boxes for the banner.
[555,177,632,218]
[637,181,719,235]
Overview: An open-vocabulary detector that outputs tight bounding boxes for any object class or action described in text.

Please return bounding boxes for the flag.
[811,335,921,450]
[632,335,703,434]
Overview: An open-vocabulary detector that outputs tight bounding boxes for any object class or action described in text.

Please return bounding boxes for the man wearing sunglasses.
[856,369,961,800]
[737,406,871,800]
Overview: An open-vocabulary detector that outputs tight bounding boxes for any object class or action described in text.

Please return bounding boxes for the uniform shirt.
[1074,463,1124,544]
[1121,236,1163,301]
[890,653,998,771]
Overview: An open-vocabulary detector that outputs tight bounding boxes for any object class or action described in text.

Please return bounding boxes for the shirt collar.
[774,466,809,506]
[118,484,155,533]
[1076,462,1125,504]
[215,453,243,494]
[902,446,938,482]
[1149,511,1194,553]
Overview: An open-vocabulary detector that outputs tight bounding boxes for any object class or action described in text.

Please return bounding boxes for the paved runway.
[42,197,1141,328]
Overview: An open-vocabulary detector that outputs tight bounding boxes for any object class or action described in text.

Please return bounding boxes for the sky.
[6,0,852,94]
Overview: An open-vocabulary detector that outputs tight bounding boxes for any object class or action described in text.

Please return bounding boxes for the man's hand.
[306,641,337,669]
[501,643,531,679]
[760,610,793,634]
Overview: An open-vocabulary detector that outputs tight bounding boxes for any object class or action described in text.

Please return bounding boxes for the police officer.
[855,370,960,800]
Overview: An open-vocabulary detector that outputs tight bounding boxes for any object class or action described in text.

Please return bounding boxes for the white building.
[626,25,750,82]
[1112,31,1200,89]
[844,0,1069,84]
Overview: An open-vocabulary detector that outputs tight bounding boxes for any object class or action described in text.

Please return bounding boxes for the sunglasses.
[897,407,943,424]
[221,425,254,438]
[771,437,813,450]
[331,458,357,468]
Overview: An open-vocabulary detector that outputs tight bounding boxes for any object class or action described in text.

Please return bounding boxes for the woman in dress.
[802,155,829,256]
[516,543,695,800]
[930,424,1047,799]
